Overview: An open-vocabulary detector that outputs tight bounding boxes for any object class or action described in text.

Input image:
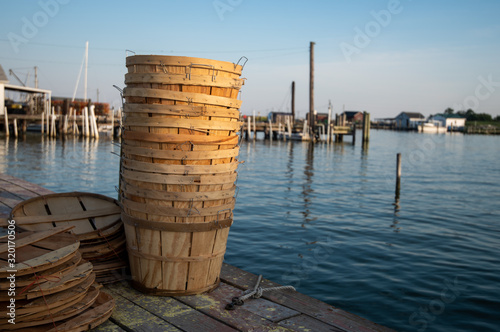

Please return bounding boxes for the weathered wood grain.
[107,282,238,332]
[220,264,396,332]
[175,282,296,331]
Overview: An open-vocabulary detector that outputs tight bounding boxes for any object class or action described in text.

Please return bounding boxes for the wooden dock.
[0,173,395,332]
[1,113,118,137]
[242,121,355,142]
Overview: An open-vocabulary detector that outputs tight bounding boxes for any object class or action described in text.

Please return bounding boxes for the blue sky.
[1,0,499,118]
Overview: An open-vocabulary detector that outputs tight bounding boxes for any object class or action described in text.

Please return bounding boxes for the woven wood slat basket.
[121,55,244,296]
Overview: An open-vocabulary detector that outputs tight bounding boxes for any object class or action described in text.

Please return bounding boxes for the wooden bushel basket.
[121,55,245,295]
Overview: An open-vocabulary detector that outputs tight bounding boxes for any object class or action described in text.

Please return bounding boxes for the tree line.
[443,108,500,122]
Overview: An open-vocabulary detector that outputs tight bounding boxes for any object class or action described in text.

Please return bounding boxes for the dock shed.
[0,64,51,115]
[428,113,466,131]
[394,112,425,130]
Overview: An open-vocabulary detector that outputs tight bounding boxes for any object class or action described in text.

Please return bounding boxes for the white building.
[0,65,8,115]
[0,64,51,115]
[428,114,466,131]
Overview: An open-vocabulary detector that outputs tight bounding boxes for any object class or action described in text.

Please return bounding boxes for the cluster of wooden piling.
[242,111,370,144]
[2,105,122,139]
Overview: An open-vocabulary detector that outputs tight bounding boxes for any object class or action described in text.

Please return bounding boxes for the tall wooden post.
[396,153,402,199]
[326,101,332,143]
[309,41,315,137]
[362,111,370,142]
[252,110,256,141]
[246,116,250,141]
[352,123,356,145]
[4,107,9,136]
[117,107,122,138]
[111,108,114,137]
[291,81,295,123]
[13,118,18,137]
[269,119,273,141]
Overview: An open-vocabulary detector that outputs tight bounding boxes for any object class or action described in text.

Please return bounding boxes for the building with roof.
[0,65,8,115]
[428,113,466,131]
[0,64,51,115]
[342,111,364,124]
[394,112,425,130]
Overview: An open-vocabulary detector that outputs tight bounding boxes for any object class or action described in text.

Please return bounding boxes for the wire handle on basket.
[187,63,217,81]
[125,49,136,57]
[160,61,169,74]
[235,56,248,70]
[186,199,200,218]
[112,85,125,109]
[177,141,194,151]
[217,208,233,226]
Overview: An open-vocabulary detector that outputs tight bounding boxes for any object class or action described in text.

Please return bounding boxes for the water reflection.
[285,141,294,192]
[1,134,118,197]
[301,142,315,226]
[362,140,369,155]
[391,197,402,233]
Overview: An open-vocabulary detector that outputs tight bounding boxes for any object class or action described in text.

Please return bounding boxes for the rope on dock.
[239,285,297,301]
[225,274,296,310]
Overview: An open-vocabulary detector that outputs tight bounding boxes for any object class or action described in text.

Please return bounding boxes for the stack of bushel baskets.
[121,55,245,295]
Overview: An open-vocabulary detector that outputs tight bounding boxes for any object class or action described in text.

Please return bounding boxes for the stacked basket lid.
[9,192,128,284]
[0,226,115,331]
[121,55,245,295]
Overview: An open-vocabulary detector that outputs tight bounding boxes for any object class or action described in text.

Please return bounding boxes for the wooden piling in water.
[352,124,356,145]
[246,116,251,141]
[269,119,273,141]
[13,118,18,138]
[81,109,85,136]
[327,102,332,144]
[84,107,89,137]
[63,115,68,135]
[90,105,98,139]
[88,107,94,137]
[41,111,44,134]
[253,110,256,140]
[362,111,370,142]
[117,108,122,138]
[51,114,56,137]
[111,108,115,137]
[396,153,401,198]
[46,106,50,136]
[3,107,9,136]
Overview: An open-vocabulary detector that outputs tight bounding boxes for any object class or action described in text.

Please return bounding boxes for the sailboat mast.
[291,81,295,122]
[84,41,89,102]
[309,41,315,136]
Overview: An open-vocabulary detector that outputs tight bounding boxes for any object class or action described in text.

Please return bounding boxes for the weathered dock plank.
[0,173,53,208]
[0,173,396,332]
[104,289,181,332]
[175,282,296,331]
[279,314,345,332]
[90,319,126,332]
[220,264,395,332]
[107,282,238,332]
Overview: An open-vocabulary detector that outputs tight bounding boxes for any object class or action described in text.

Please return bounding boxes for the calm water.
[1,131,499,332]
